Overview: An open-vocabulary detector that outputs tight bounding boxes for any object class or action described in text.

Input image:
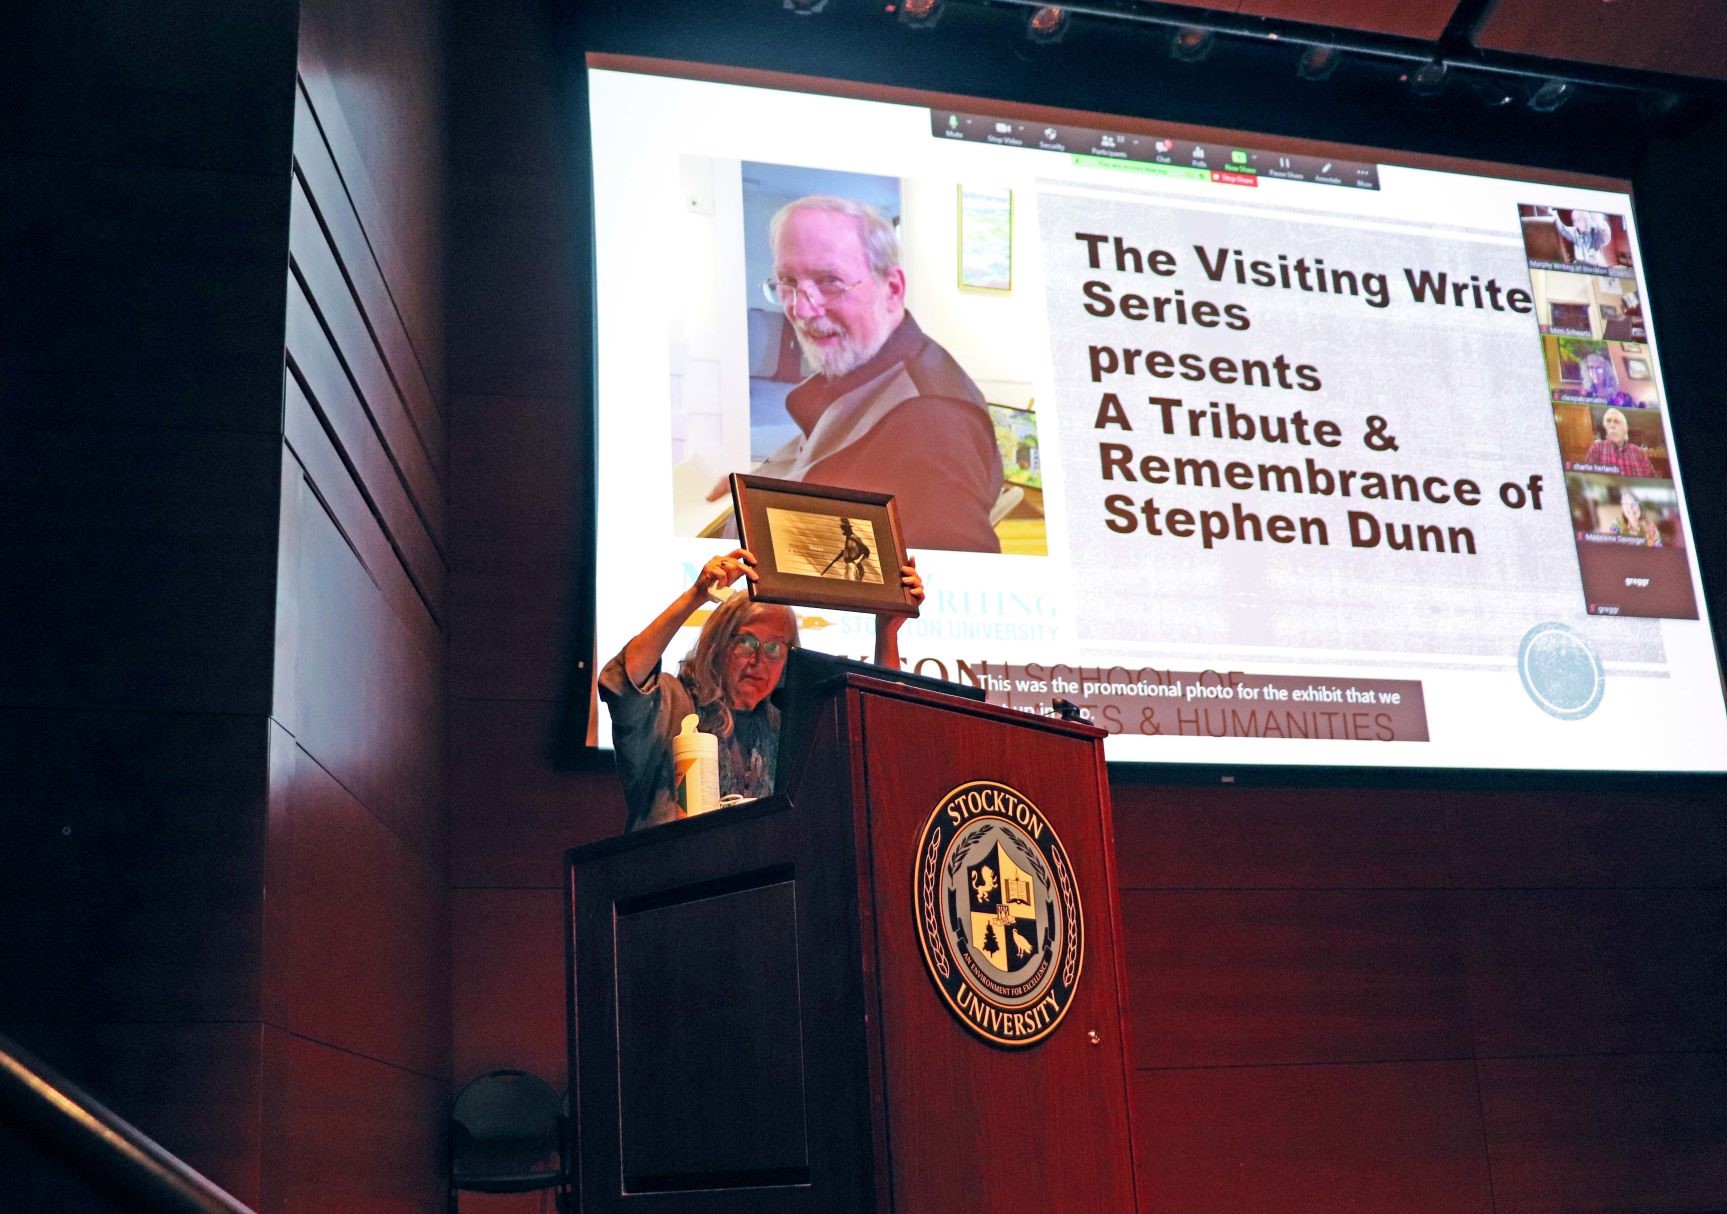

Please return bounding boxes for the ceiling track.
[955,0,1725,99]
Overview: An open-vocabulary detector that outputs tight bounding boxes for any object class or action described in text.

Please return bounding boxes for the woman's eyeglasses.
[732,634,790,662]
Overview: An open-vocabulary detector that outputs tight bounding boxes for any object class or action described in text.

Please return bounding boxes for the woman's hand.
[874,556,921,668]
[900,557,925,612]
[695,548,759,598]
[622,548,759,688]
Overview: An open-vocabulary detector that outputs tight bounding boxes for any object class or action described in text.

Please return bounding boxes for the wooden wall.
[0,2,299,1207]
[270,0,451,1207]
[1,1,450,1210]
[444,11,1727,1213]
[445,0,621,1140]
[1116,783,1727,1214]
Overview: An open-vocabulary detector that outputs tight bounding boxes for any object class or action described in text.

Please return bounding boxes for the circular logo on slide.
[1517,622,1604,720]
[912,781,1082,1048]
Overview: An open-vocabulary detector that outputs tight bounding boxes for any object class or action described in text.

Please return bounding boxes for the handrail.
[0,1029,256,1214]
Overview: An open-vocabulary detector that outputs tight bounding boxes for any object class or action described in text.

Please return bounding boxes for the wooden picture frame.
[728,474,919,616]
[1624,357,1652,380]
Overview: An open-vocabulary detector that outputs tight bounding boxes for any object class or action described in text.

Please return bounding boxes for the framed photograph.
[1624,357,1651,380]
[958,185,1013,292]
[728,475,919,616]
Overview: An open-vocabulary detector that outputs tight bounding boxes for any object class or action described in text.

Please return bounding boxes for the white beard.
[794,317,891,379]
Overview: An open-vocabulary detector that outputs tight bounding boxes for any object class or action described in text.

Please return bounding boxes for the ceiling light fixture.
[1407,60,1451,97]
[897,0,942,27]
[1170,26,1215,63]
[1526,79,1575,113]
[1296,44,1340,81]
[1025,6,1070,45]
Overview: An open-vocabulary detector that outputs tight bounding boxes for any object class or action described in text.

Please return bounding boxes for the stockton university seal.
[912,780,1083,1048]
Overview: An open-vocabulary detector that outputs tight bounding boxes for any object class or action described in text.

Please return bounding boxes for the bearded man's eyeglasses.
[761,274,863,308]
[732,634,790,662]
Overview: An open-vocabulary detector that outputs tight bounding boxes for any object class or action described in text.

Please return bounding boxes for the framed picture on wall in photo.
[958,185,1013,291]
[728,475,919,615]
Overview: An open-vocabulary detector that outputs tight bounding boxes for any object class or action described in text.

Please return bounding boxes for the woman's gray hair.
[1581,351,1618,394]
[769,195,901,279]
[678,593,799,739]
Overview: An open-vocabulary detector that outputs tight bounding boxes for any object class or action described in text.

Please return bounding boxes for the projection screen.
[583,56,1727,775]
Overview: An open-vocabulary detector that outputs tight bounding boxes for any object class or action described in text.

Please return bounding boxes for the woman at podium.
[600,548,922,831]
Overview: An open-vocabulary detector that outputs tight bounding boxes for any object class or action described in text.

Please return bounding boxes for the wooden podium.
[566,673,1139,1212]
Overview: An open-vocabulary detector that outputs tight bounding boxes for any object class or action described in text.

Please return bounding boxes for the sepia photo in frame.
[728,474,920,616]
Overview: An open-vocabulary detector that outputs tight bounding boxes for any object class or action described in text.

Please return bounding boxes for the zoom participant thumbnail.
[1528,267,1645,341]
[1518,206,1636,278]
[1542,336,1660,409]
[1565,473,1696,619]
[1553,404,1671,479]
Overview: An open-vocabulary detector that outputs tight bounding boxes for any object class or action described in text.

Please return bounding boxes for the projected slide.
[585,60,1727,773]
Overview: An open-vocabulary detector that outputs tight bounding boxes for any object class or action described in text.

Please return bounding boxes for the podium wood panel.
[570,798,875,1212]
[852,691,1138,1213]
[615,877,810,1185]
[568,675,1138,1212]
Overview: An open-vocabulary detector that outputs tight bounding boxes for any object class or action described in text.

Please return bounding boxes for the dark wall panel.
[0,710,267,1026]
[451,698,619,888]
[451,888,568,1084]
[0,424,282,715]
[297,0,447,403]
[266,723,449,1078]
[262,1026,447,1214]
[1462,889,1727,1057]
[445,0,581,403]
[449,510,580,704]
[447,171,584,401]
[276,446,446,863]
[444,15,599,1196]
[1477,1052,1727,1214]
[1133,1061,1494,1214]
[289,175,446,550]
[1124,889,1472,1068]
[0,3,297,1204]
[0,155,294,433]
[1,0,451,1209]
[449,393,581,703]
[1112,785,1453,889]
[2,3,297,172]
[1443,791,1727,888]
[292,88,446,471]
[280,384,433,679]
[284,269,446,614]
[270,2,451,1211]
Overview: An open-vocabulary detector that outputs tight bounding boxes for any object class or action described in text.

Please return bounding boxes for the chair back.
[450,1069,561,1173]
